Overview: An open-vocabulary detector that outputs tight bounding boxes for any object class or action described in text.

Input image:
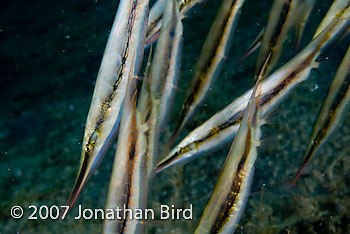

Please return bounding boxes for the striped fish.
[138,0,183,174]
[150,0,183,129]
[101,1,184,226]
[156,14,350,173]
[103,74,148,234]
[238,0,315,68]
[314,0,350,38]
[171,0,245,144]
[195,54,266,234]
[256,0,315,77]
[67,0,149,209]
[290,44,350,186]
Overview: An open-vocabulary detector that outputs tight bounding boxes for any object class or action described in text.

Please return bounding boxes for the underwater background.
[1,0,350,233]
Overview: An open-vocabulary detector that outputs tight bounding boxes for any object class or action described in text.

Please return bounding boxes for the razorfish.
[136,73,157,182]
[255,0,315,77]
[195,55,267,234]
[138,0,183,174]
[290,44,350,186]
[150,0,183,129]
[103,74,148,234]
[156,14,350,173]
[145,0,206,45]
[171,0,245,144]
[313,0,350,38]
[103,2,183,225]
[67,0,149,209]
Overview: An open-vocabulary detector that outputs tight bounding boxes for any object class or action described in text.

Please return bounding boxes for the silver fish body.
[256,0,315,76]
[138,0,183,175]
[103,3,183,228]
[150,0,183,129]
[156,15,350,172]
[195,63,264,234]
[103,75,148,234]
[291,44,350,185]
[314,0,350,37]
[67,0,149,209]
[172,0,245,140]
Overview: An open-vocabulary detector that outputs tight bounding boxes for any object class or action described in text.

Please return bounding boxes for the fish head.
[66,125,115,209]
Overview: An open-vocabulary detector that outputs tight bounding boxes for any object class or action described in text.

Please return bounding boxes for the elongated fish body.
[126,115,150,234]
[291,45,350,185]
[295,0,315,51]
[314,0,350,38]
[141,93,160,178]
[173,0,245,140]
[146,0,166,45]
[145,0,206,45]
[195,65,263,234]
[150,0,183,129]
[256,0,315,76]
[136,60,160,178]
[137,0,183,175]
[156,15,350,172]
[143,97,160,178]
[103,75,148,234]
[67,0,149,208]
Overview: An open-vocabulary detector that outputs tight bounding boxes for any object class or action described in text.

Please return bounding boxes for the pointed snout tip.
[154,164,165,174]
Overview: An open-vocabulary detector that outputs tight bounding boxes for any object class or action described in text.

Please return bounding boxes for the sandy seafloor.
[1,0,350,233]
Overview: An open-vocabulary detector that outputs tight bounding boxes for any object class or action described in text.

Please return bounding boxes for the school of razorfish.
[66,0,350,233]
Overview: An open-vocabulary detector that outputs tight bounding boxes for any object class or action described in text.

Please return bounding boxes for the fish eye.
[84,144,94,153]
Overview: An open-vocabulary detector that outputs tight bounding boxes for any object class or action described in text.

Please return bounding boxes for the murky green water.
[1,0,350,233]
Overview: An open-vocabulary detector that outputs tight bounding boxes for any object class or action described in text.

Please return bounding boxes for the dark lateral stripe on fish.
[269,0,292,49]
[160,113,242,166]
[302,72,350,168]
[157,10,350,174]
[314,1,350,37]
[173,0,243,143]
[260,56,316,106]
[148,14,163,33]
[261,20,350,106]
[67,0,145,210]
[337,2,350,15]
[210,58,264,232]
[121,119,137,233]
[121,145,135,233]
[171,45,317,164]
[161,49,316,170]
[211,128,252,233]
[256,0,292,73]
[85,0,140,150]
[109,74,140,233]
[290,44,350,186]
[194,1,240,81]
